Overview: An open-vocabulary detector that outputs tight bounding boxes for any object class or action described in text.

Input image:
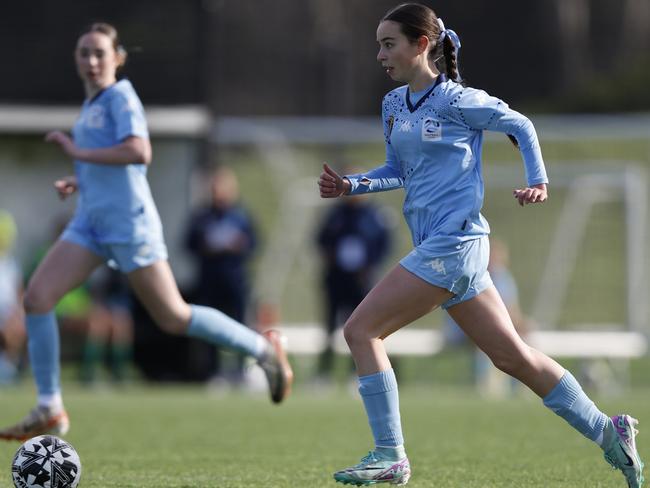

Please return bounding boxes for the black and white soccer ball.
[11,435,81,488]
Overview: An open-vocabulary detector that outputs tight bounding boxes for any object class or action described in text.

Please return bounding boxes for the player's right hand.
[54,176,78,200]
[319,163,350,198]
[513,183,547,207]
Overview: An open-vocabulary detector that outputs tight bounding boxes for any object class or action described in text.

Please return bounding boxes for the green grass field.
[1,383,649,487]
[1,132,649,486]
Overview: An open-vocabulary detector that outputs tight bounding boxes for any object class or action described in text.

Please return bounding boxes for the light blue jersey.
[69,79,162,244]
[346,75,548,305]
[347,74,548,248]
[62,79,166,272]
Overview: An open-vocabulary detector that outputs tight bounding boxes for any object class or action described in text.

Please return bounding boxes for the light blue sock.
[26,312,61,397]
[186,305,266,359]
[543,370,608,442]
[359,368,404,449]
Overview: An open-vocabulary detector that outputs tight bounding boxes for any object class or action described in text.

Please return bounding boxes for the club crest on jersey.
[386,115,394,138]
[422,117,442,142]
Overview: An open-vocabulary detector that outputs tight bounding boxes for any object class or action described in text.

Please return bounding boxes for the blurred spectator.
[315,192,392,382]
[0,210,25,384]
[486,238,528,334]
[81,266,134,385]
[185,166,257,385]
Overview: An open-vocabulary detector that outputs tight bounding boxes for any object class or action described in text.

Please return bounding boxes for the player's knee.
[150,303,191,335]
[23,285,57,314]
[343,320,374,348]
[490,348,531,377]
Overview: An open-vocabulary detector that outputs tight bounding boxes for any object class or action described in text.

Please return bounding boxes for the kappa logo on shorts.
[425,258,446,275]
[133,244,153,266]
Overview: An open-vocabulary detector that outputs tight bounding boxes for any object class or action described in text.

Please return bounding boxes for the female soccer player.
[0,22,292,441]
[318,4,644,486]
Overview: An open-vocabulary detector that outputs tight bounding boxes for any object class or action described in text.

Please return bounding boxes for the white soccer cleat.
[334,451,411,486]
[258,329,294,404]
[0,405,69,442]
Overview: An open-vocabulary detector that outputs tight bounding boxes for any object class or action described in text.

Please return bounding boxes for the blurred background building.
[1,0,649,112]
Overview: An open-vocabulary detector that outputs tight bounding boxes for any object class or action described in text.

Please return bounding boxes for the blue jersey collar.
[405,74,446,113]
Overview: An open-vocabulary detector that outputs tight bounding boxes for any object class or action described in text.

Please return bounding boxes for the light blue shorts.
[61,225,168,274]
[400,235,493,309]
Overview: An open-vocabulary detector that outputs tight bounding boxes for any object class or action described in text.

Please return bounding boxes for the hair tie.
[436,17,462,82]
[436,17,461,51]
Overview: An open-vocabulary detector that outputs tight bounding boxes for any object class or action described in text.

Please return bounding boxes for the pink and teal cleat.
[334,451,410,486]
[603,415,645,488]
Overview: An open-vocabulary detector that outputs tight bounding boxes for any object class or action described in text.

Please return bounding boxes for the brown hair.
[382,4,521,148]
[79,22,127,68]
[382,3,461,84]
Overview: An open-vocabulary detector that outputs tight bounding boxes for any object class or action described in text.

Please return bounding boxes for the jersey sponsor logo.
[425,258,446,275]
[421,117,442,142]
[85,105,106,129]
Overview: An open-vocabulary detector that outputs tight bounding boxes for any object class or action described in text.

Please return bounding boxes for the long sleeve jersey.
[346,74,548,248]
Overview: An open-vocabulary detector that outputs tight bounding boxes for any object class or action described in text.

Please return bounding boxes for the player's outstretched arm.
[45,131,151,166]
[319,163,351,198]
[513,183,547,207]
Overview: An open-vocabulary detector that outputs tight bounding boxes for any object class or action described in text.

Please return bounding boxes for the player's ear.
[417,35,429,55]
[116,46,128,69]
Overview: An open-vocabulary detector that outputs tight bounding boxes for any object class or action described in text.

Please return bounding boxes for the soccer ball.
[11,435,81,488]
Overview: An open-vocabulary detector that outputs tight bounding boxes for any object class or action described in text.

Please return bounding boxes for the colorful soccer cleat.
[259,329,294,404]
[603,414,645,488]
[334,451,411,486]
[0,405,69,441]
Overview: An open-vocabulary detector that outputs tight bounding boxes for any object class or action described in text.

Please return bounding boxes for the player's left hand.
[319,163,350,198]
[513,183,547,207]
[45,131,77,158]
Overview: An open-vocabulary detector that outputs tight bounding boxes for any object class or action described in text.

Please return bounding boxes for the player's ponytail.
[439,22,462,84]
[437,19,519,149]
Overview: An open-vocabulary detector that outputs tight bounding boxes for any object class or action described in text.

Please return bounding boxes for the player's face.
[376,20,422,83]
[75,32,120,90]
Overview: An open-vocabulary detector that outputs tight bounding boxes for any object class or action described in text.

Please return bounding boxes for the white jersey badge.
[422,117,442,142]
